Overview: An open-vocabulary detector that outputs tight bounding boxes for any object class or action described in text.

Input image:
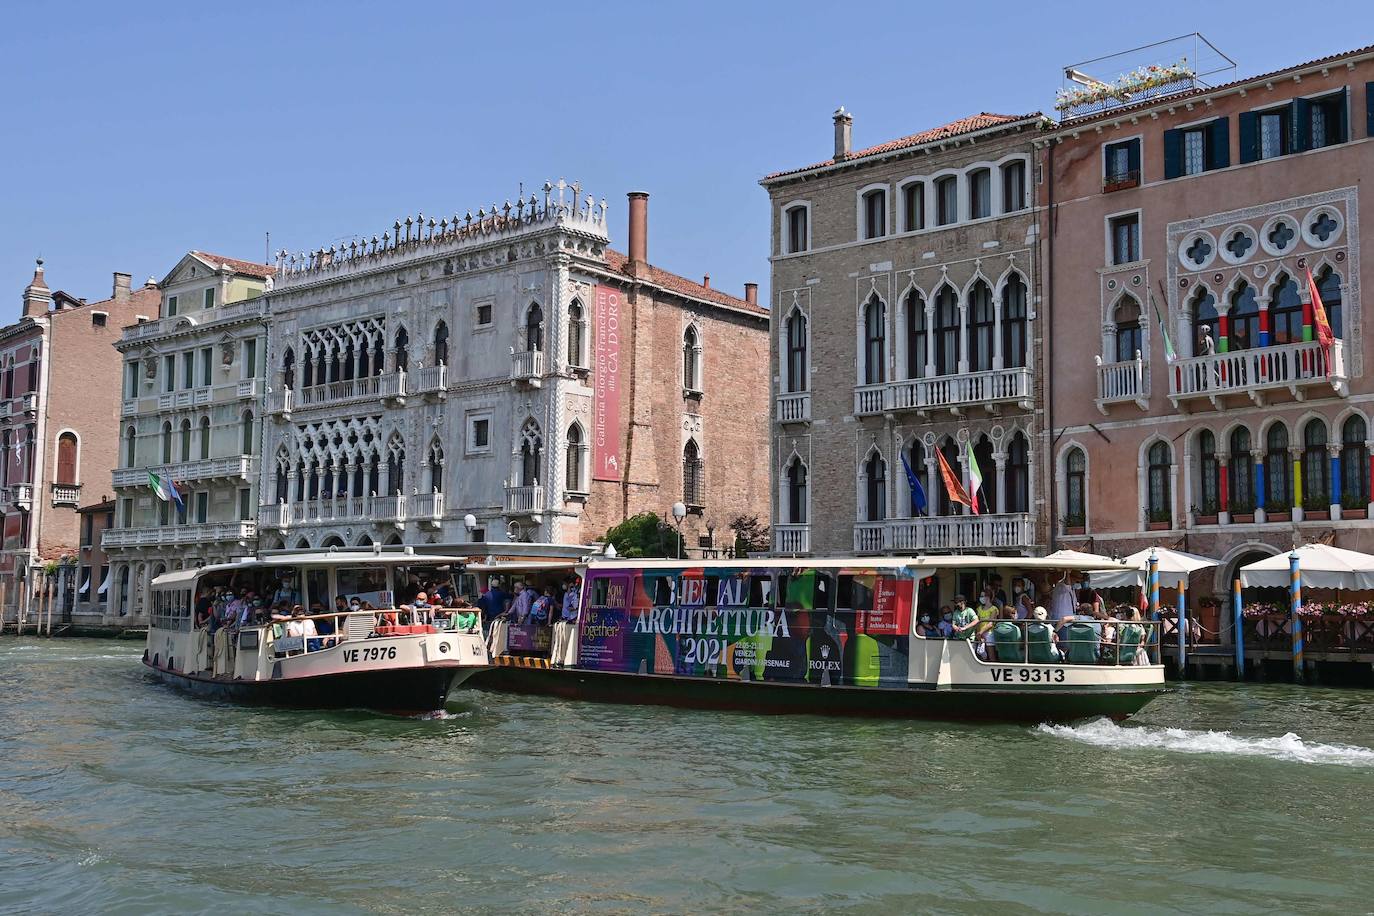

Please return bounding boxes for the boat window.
[337,566,389,608]
[305,568,329,611]
[677,573,711,607]
[394,564,457,605]
[747,574,773,608]
[652,574,675,607]
[591,575,611,606]
[836,573,876,611]
[777,571,831,610]
[715,572,749,607]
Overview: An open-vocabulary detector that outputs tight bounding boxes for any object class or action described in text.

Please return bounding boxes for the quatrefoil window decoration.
[1267,220,1294,251]
[1225,230,1253,259]
[1311,212,1339,243]
[1185,237,1212,266]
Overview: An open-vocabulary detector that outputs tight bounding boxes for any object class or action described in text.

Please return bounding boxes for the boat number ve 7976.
[343,646,397,663]
[990,668,1065,683]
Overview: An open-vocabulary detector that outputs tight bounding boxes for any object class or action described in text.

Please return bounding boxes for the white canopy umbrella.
[1043,548,1121,566]
[1090,548,1219,589]
[1238,543,1374,590]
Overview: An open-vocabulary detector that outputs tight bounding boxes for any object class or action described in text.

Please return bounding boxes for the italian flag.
[148,471,184,512]
[965,440,983,515]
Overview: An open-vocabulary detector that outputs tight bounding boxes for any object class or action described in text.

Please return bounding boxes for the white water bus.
[469,554,1167,722]
[145,549,489,712]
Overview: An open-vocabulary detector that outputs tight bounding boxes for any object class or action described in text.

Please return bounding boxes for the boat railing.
[922,617,1163,666]
[203,608,481,658]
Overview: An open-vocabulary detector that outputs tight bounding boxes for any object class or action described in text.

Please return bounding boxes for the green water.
[2,639,1372,914]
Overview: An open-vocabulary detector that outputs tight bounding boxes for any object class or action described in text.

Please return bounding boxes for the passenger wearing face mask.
[937,605,955,638]
[914,613,940,638]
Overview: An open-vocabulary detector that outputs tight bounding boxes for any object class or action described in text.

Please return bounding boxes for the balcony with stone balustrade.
[772,523,810,554]
[1168,339,1347,408]
[113,455,258,489]
[853,512,1036,554]
[775,391,811,424]
[854,366,1032,418]
[102,521,257,549]
[1095,351,1148,413]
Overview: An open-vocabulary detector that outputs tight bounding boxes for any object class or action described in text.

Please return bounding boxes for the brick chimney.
[833,106,853,161]
[702,274,710,289]
[112,272,132,303]
[744,283,758,306]
[22,258,51,318]
[627,191,649,272]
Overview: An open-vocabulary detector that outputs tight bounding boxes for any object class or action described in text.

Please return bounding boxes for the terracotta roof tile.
[602,249,766,315]
[763,112,1042,181]
[190,251,275,280]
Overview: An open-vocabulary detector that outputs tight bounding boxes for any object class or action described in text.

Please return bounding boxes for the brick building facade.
[763,110,1047,557]
[1042,43,1374,593]
[1,263,157,625]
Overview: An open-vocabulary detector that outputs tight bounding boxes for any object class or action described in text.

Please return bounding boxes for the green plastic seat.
[1063,622,1099,664]
[993,621,1025,663]
[1117,623,1145,664]
[1025,622,1058,663]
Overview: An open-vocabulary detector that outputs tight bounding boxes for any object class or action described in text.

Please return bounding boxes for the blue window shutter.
[1207,117,1230,169]
[1289,97,1311,153]
[1334,86,1349,144]
[1126,139,1141,176]
[1162,129,1183,178]
[1367,82,1373,137]
[1238,112,1258,163]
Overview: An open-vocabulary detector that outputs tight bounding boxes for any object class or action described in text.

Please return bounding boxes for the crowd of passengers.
[911,576,1154,666]
[192,573,484,652]
[476,574,582,665]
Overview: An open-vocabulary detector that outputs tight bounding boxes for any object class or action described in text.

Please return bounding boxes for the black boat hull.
[468,664,1163,723]
[145,660,477,713]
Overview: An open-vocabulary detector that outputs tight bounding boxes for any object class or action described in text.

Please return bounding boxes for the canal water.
[2,639,1371,915]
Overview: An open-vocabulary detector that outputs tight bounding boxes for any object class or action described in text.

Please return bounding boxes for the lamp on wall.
[463,513,478,542]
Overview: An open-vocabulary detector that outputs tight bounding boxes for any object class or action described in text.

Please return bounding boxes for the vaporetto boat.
[469,555,1166,722]
[144,550,489,712]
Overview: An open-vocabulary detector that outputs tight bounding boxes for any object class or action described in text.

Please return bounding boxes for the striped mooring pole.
[1148,549,1161,665]
[1232,577,1245,677]
[1290,551,1304,682]
[1176,577,1188,676]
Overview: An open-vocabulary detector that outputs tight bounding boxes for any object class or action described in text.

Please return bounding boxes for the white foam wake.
[1037,718,1374,768]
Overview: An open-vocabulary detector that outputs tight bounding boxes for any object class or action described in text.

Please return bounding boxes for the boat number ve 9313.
[990,667,1065,683]
[343,646,397,663]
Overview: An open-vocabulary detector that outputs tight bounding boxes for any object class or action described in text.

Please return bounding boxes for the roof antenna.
[265,231,270,266]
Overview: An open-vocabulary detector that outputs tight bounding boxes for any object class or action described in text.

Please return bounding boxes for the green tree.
[729,515,770,557]
[603,512,675,558]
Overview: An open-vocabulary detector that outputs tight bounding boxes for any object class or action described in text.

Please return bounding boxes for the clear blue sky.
[1,1,1365,309]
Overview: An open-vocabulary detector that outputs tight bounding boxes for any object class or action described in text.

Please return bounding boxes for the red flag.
[936,448,971,509]
[1306,267,1335,357]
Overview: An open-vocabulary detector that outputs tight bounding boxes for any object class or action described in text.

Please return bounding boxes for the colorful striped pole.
[1290,551,1304,683]
[1233,577,1245,678]
[1177,577,1188,676]
[1148,549,1161,665]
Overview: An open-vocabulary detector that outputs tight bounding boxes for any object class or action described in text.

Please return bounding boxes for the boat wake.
[1037,719,1374,767]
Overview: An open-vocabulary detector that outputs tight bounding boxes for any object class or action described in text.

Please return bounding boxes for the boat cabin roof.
[585,555,1134,573]
[150,552,475,589]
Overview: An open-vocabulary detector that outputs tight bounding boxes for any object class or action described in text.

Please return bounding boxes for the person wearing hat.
[951,594,979,642]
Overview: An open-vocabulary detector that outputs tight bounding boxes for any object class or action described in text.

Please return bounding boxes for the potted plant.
[1266,493,1292,523]
[1060,512,1086,536]
[1341,493,1368,520]
[1147,507,1172,531]
[1303,492,1330,522]
[1229,496,1255,525]
[1192,500,1218,526]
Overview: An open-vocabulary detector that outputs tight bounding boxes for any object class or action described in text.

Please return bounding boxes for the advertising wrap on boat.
[576,567,913,687]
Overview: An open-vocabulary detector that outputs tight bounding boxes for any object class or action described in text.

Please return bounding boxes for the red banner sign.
[864,577,913,635]
[592,285,623,481]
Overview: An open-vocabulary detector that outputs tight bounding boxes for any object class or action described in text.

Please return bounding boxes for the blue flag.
[900,450,927,516]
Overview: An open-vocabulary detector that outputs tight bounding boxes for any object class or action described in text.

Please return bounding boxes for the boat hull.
[145,659,478,713]
[467,664,1163,723]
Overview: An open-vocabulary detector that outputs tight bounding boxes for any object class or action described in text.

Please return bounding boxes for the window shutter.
[1126,139,1141,176]
[1289,97,1311,153]
[1238,112,1258,163]
[1162,129,1183,179]
[1367,82,1374,138]
[1207,117,1230,169]
[1333,86,1349,144]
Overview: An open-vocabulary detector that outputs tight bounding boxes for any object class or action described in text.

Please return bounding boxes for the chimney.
[833,106,853,161]
[702,274,711,289]
[22,258,51,319]
[112,272,132,303]
[627,191,649,271]
[744,283,758,306]
[143,276,157,289]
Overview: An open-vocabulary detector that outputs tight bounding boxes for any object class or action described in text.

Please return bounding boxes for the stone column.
[923,299,936,378]
[993,293,1004,370]
[994,452,1007,515]
[1252,447,1267,523]
[957,298,970,374]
